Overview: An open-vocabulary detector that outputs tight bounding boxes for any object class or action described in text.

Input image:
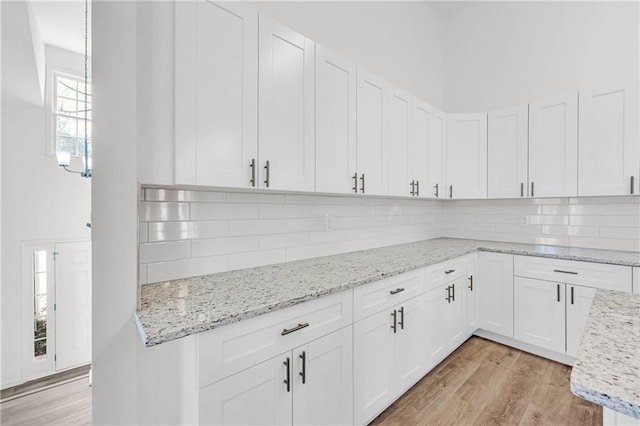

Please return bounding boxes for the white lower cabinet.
[566,285,597,357]
[199,327,353,426]
[464,254,478,335]
[514,277,566,353]
[477,252,514,338]
[353,294,427,425]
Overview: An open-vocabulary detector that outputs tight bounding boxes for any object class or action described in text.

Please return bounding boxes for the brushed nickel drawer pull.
[281,322,309,336]
[434,183,439,198]
[352,172,358,193]
[468,275,473,291]
[283,357,291,392]
[415,180,420,197]
[444,269,455,274]
[553,269,578,275]
[391,310,397,334]
[389,288,405,295]
[264,160,270,188]
[299,351,306,384]
[398,306,404,330]
[410,180,415,196]
[250,158,256,187]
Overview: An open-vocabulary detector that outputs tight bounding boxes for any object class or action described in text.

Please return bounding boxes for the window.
[53,73,92,165]
[33,250,48,359]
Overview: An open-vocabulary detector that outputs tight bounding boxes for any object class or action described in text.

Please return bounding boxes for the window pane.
[57,97,80,117]
[34,339,47,357]
[34,251,47,273]
[57,116,78,138]
[34,318,47,340]
[34,273,47,295]
[57,136,82,157]
[35,295,47,317]
[57,77,76,98]
[55,75,91,166]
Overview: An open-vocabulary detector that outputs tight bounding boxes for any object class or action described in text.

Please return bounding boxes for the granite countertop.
[135,237,640,347]
[571,290,640,419]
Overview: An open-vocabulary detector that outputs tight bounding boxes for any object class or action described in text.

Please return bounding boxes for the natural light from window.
[54,73,92,167]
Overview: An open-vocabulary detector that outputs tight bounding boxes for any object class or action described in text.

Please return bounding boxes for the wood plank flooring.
[0,337,601,426]
[372,336,602,426]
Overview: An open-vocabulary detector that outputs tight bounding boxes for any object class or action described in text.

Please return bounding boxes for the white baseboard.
[473,329,575,366]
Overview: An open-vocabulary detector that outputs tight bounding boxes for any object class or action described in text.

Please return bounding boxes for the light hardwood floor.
[0,337,601,426]
[373,336,602,426]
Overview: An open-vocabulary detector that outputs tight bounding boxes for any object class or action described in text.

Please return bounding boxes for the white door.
[477,252,514,338]
[429,108,446,198]
[412,99,433,198]
[388,87,413,197]
[174,1,258,188]
[514,278,565,353]
[293,327,353,426]
[353,309,394,425]
[199,353,292,425]
[394,296,426,391]
[54,241,91,371]
[357,68,389,196]
[315,45,357,194]
[579,83,640,196]
[465,255,478,336]
[445,279,466,350]
[528,92,578,197]
[488,104,529,198]
[446,113,488,199]
[424,285,446,370]
[566,285,597,357]
[259,15,315,191]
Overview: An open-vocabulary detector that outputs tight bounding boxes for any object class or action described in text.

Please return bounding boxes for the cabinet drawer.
[425,258,465,291]
[514,255,632,292]
[197,289,353,388]
[353,269,425,322]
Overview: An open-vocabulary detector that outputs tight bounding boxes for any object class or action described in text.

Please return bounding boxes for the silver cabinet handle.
[352,172,358,193]
[445,285,451,303]
[264,160,270,188]
[360,174,365,193]
[398,306,404,330]
[390,310,397,333]
[281,322,309,336]
[389,287,405,295]
[570,286,574,305]
[444,269,455,274]
[250,159,256,187]
[449,185,453,198]
[299,351,306,384]
[415,180,419,197]
[531,181,534,197]
[631,176,635,194]
[557,284,561,302]
[521,182,524,197]
[553,269,577,275]
[410,180,415,196]
[451,283,455,301]
[434,183,439,198]
[468,275,473,291]
[284,357,291,392]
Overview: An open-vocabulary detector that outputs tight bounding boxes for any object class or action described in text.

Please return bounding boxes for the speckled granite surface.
[136,237,640,346]
[571,290,640,419]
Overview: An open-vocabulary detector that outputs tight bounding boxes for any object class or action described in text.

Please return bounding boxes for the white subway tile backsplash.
[192,236,260,257]
[147,221,229,241]
[286,218,326,233]
[191,203,259,220]
[141,202,190,221]
[229,219,287,236]
[260,232,309,250]
[146,255,228,283]
[228,249,286,271]
[140,240,192,263]
[139,223,148,243]
[228,192,286,204]
[259,204,309,219]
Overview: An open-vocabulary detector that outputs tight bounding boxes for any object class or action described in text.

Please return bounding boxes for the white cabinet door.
[388,87,413,197]
[529,92,578,197]
[353,308,394,424]
[259,15,315,191]
[293,327,353,426]
[424,285,446,370]
[357,68,389,196]
[488,105,529,199]
[579,83,640,196]
[175,1,258,188]
[315,45,357,194]
[465,254,478,336]
[412,99,433,198]
[477,252,514,338]
[199,354,292,425]
[445,279,466,350]
[394,295,426,392]
[446,113,488,199]
[429,108,446,199]
[566,285,597,357]
[514,278,565,353]
[54,241,92,371]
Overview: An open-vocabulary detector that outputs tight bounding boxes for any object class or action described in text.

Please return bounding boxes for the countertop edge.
[570,379,640,420]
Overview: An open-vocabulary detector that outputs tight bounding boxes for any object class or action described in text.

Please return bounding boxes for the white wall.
[443,1,639,112]
[0,2,91,389]
[248,1,445,108]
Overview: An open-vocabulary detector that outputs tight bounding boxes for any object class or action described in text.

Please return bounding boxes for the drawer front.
[514,255,632,291]
[425,258,465,291]
[198,289,353,388]
[353,269,425,322]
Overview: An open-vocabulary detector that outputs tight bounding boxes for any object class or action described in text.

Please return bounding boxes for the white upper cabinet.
[388,87,413,197]
[175,1,258,188]
[259,15,315,191]
[579,82,640,196]
[445,113,488,199]
[429,108,446,199]
[412,99,435,198]
[528,92,578,197]
[315,46,357,195]
[488,105,529,199]
[357,68,389,196]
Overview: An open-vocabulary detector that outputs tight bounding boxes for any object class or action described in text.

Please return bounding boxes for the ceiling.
[29,1,91,55]
[425,1,473,18]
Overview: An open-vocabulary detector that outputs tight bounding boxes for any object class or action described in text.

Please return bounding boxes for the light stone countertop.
[135,237,640,347]
[571,290,640,419]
